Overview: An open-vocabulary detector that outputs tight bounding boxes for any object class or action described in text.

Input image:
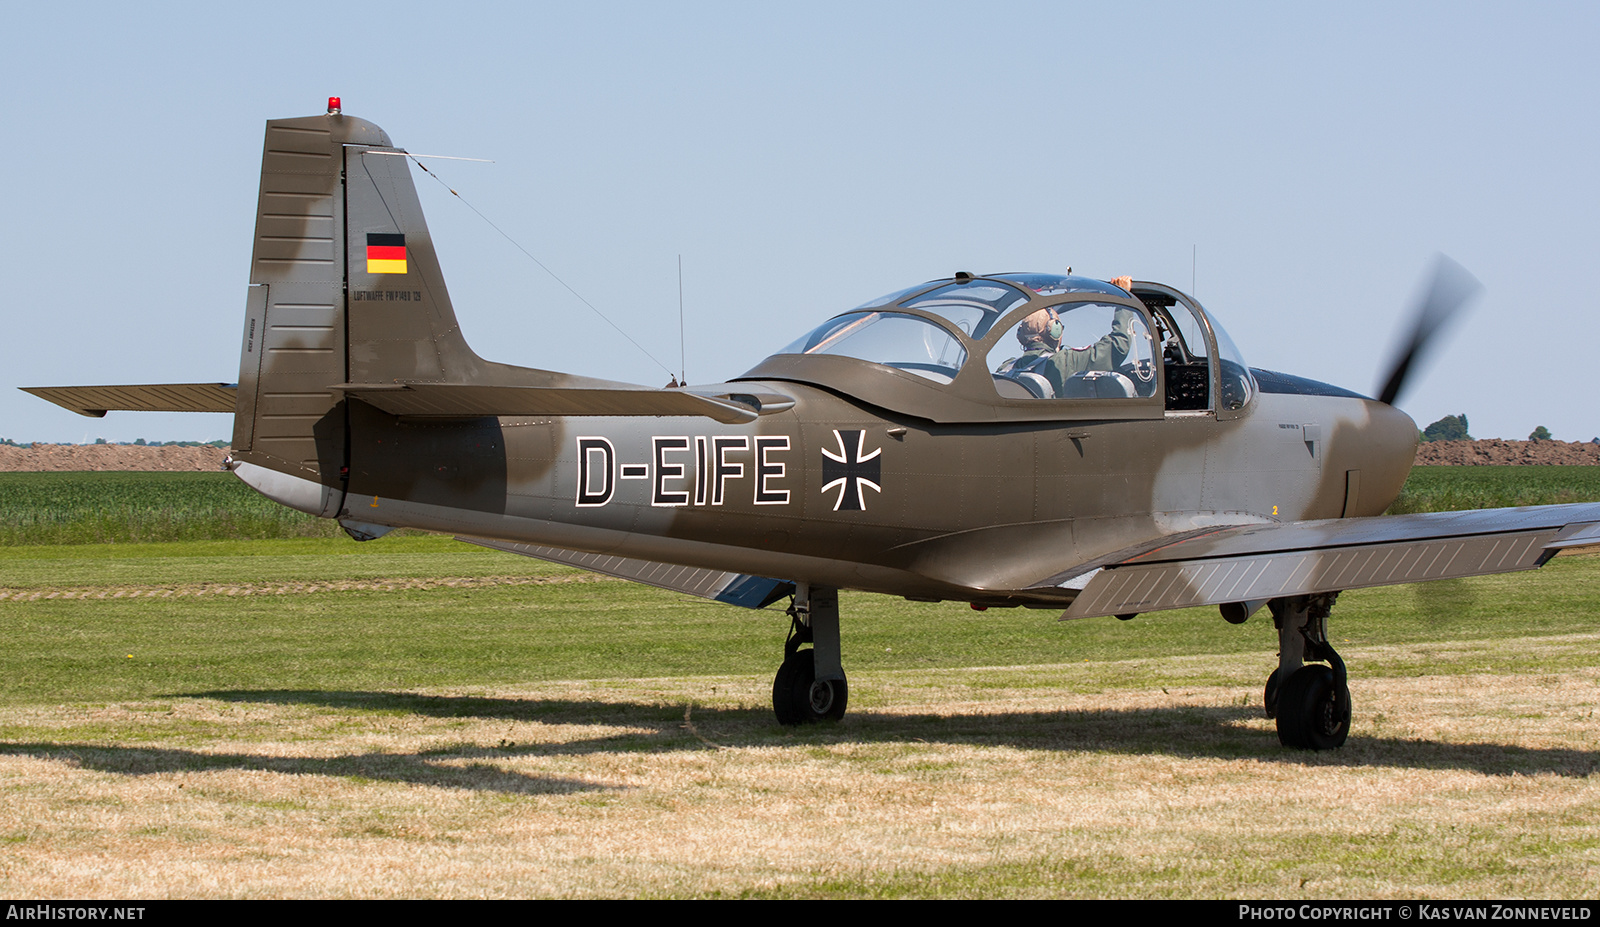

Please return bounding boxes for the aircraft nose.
[1347,399,1419,515]
[1371,400,1420,456]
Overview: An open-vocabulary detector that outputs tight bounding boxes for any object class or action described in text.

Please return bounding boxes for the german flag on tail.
[366,233,407,274]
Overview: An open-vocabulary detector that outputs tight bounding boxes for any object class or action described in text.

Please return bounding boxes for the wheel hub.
[808,680,834,714]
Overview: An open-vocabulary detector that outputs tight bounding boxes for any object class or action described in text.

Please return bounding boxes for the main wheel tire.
[1263,668,1281,720]
[772,650,849,726]
[1275,664,1351,750]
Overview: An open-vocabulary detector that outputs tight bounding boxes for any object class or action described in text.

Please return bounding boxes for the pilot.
[1004,276,1138,396]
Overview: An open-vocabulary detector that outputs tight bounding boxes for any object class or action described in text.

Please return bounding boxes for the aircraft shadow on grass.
[189,689,1599,779]
[0,739,606,796]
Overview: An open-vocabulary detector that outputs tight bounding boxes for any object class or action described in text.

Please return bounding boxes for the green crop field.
[0,467,1596,898]
[0,471,338,545]
[1386,465,1600,514]
[4,464,1600,547]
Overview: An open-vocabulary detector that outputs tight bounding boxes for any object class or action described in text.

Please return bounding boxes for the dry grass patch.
[5,481,1597,896]
[2,641,1596,898]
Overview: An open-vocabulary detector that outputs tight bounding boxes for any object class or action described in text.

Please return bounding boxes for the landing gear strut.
[772,583,848,725]
[1267,593,1351,750]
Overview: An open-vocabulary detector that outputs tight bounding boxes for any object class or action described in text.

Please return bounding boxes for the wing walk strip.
[456,537,792,609]
[1062,529,1557,619]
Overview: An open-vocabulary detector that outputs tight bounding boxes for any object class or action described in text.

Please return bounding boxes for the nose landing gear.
[1267,593,1351,750]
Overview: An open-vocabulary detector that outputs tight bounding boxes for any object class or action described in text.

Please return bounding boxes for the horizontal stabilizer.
[457,536,793,609]
[22,383,237,418]
[1057,503,1600,619]
[336,383,792,424]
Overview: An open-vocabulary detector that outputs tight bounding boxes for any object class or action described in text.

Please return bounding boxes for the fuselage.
[214,113,1420,606]
[243,368,1417,605]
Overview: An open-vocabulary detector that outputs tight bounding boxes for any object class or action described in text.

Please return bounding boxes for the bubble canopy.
[744,273,1251,422]
[773,310,969,384]
[770,274,1151,381]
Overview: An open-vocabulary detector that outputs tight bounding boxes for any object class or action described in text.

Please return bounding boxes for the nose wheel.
[1268,593,1351,750]
[1276,664,1351,750]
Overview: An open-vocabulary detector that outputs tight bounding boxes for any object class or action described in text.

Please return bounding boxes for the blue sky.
[4,1,1595,443]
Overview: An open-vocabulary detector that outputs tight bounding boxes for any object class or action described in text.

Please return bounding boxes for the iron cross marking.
[821,429,883,512]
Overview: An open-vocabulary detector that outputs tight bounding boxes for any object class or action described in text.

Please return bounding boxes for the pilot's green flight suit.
[1014,307,1136,397]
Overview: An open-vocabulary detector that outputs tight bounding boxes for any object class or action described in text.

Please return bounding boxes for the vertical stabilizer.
[343,141,488,384]
[233,108,488,514]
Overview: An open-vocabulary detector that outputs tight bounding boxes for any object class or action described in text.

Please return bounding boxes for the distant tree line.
[1421,414,1471,442]
[2,438,228,448]
[124,438,230,448]
[1419,416,1576,443]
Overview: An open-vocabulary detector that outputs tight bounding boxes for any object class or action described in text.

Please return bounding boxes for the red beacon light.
[327,96,342,115]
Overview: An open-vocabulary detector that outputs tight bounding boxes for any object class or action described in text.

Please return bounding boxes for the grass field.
[4,465,1600,546]
[1386,465,1600,514]
[0,472,1596,897]
[0,472,338,545]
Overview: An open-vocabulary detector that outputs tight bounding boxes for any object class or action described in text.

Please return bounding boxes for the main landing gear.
[1265,593,1351,750]
[772,584,848,725]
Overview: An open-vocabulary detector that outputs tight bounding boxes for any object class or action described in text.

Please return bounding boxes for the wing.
[456,536,794,609]
[1049,503,1600,619]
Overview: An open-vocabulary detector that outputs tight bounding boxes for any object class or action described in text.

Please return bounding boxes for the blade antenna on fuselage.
[404,153,679,382]
[678,254,687,386]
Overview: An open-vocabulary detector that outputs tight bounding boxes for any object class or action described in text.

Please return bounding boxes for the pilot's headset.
[1017,307,1064,349]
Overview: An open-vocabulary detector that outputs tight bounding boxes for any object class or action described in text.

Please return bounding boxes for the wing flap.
[21,383,237,417]
[1543,520,1600,550]
[456,536,793,609]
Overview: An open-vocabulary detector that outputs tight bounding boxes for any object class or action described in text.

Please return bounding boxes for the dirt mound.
[0,444,231,472]
[1415,439,1600,465]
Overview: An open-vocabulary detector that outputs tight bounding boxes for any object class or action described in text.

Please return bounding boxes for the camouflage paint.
[55,110,1446,608]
